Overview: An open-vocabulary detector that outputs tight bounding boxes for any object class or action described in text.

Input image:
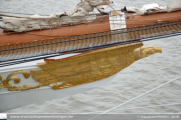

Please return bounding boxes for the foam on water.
[0,0,180,113]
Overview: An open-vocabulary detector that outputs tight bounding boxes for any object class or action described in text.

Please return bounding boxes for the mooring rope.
[103,76,181,114]
[85,103,181,114]
[89,75,181,120]
[111,103,181,112]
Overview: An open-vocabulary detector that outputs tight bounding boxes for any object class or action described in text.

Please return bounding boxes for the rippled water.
[0,0,181,113]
